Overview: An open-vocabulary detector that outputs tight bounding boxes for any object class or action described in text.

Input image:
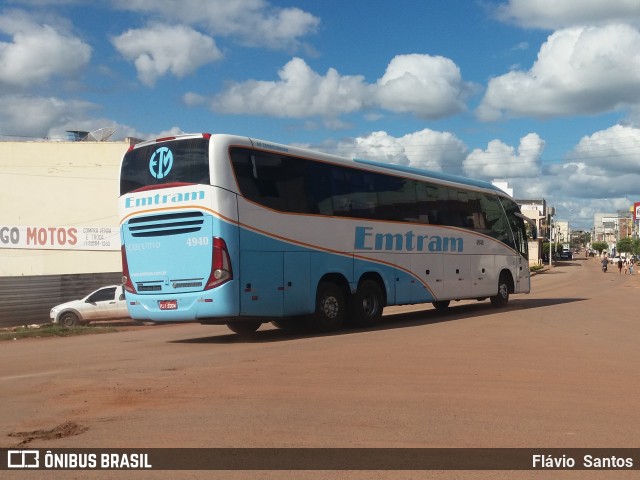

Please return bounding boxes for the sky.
[2,0,640,230]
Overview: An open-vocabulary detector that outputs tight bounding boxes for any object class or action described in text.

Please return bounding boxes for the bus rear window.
[120,138,210,195]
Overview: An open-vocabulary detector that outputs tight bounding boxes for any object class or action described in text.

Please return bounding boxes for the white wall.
[0,140,131,276]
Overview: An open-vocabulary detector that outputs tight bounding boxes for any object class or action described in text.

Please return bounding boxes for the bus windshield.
[120,137,210,195]
[500,198,528,260]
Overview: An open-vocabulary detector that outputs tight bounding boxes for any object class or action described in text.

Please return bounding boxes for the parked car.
[609,256,622,265]
[560,250,572,260]
[50,285,128,326]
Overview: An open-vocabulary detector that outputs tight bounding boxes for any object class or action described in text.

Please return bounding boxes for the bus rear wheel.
[348,280,384,327]
[313,282,345,331]
[226,320,262,335]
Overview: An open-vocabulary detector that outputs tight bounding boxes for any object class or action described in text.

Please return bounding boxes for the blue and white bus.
[119,133,532,334]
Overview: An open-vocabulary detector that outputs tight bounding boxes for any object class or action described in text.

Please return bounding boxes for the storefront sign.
[0,226,119,251]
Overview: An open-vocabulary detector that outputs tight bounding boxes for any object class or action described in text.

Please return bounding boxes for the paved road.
[2,256,639,479]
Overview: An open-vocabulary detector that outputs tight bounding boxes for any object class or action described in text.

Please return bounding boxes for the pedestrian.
[618,257,623,274]
[624,259,629,274]
[630,261,634,275]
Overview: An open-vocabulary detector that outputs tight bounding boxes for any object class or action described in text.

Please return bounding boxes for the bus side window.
[416,183,441,225]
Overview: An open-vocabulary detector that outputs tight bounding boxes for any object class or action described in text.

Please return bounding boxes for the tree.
[616,237,640,257]
[591,241,608,254]
[542,242,560,257]
[617,237,634,255]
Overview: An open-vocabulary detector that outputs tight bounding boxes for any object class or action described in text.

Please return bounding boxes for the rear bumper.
[125,283,238,322]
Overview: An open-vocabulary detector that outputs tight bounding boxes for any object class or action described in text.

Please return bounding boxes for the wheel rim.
[499,283,508,299]
[322,295,340,319]
[362,295,378,317]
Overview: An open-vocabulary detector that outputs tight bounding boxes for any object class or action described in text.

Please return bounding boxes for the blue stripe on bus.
[239,225,435,314]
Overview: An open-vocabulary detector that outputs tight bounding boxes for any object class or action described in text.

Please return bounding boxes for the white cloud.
[112,24,222,87]
[375,54,470,119]
[0,93,156,142]
[316,126,638,231]
[203,55,470,123]
[477,24,640,120]
[208,57,369,119]
[310,129,468,172]
[0,94,98,138]
[113,0,319,50]
[503,125,640,228]
[0,10,91,87]
[463,133,544,179]
[496,0,640,29]
[569,124,640,175]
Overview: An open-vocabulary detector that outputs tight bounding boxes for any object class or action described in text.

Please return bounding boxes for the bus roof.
[353,158,508,196]
[128,133,510,198]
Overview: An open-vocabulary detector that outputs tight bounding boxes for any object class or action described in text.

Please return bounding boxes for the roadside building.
[0,137,137,325]
[516,199,548,266]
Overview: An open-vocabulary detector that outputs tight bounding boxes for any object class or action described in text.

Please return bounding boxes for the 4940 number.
[186,236,209,247]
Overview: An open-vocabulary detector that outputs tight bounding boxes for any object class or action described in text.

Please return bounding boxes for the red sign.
[635,203,640,221]
[158,300,178,310]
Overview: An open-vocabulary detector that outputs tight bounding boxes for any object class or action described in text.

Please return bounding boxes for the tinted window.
[88,287,116,303]
[230,147,526,253]
[120,138,210,195]
[501,198,529,259]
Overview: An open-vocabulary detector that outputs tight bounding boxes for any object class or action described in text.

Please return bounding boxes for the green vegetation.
[0,324,118,341]
[616,237,640,257]
[591,241,608,254]
[542,242,560,256]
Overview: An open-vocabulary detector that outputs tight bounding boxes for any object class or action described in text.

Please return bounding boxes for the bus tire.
[490,273,510,308]
[271,318,305,331]
[226,320,261,335]
[348,279,384,327]
[313,281,345,331]
[432,300,450,311]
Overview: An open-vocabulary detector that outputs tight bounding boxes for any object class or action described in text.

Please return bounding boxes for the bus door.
[412,253,445,302]
[240,252,283,317]
[394,253,412,305]
[443,254,471,299]
[471,255,496,298]
[515,254,531,294]
[239,251,313,317]
[283,252,311,315]
[397,253,434,304]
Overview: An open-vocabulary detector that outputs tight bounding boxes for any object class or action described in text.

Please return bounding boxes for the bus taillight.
[205,237,233,290]
[121,245,137,294]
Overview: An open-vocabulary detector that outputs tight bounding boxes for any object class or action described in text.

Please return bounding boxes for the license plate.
[159,300,178,310]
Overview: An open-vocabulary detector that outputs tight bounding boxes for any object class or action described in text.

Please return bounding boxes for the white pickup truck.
[50,285,129,326]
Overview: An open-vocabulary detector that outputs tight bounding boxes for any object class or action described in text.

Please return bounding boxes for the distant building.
[555,221,569,247]
[515,199,549,266]
[593,211,633,254]
[492,181,513,197]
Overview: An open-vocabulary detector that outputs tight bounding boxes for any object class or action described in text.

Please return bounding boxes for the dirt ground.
[2,255,639,479]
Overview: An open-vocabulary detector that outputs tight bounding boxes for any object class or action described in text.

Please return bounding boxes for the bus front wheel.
[226,320,262,335]
[432,300,450,311]
[314,282,345,331]
[490,273,510,308]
